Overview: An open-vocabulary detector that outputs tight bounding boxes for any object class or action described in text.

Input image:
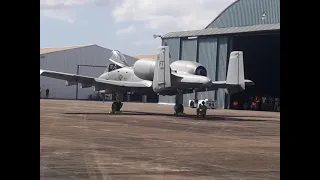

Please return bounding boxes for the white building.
[40,44,137,100]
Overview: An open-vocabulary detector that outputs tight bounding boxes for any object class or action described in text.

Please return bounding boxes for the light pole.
[76,64,108,100]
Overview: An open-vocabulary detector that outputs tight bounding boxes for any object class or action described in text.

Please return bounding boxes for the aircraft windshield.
[106,63,121,72]
[110,50,128,66]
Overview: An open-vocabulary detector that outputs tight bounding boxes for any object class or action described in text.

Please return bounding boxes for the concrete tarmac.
[40,99,280,180]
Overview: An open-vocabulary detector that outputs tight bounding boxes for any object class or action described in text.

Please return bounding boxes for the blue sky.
[40,0,235,56]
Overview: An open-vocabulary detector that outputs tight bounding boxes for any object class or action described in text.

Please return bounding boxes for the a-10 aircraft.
[40,46,254,114]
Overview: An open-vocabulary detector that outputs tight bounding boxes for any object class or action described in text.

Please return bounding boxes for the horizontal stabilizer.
[194,51,254,94]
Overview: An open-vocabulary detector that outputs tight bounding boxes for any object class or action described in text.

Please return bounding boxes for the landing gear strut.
[174,91,184,115]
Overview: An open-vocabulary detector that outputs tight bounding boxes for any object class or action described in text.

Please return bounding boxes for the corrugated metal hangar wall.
[159,36,229,108]
[40,44,137,100]
[159,0,280,109]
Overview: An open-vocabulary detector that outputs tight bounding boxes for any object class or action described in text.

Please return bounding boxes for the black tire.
[174,105,179,113]
[174,104,184,113]
[190,101,194,108]
[116,102,123,111]
[179,104,184,113]
[112,102,117,112]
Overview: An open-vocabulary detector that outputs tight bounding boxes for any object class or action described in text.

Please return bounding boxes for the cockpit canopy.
[104,50,129,73]
[110,50,129,67]
[105,63,121,73]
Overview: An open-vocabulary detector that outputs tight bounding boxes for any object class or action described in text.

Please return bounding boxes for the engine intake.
[195,66,207,76]
[133,58,156,81]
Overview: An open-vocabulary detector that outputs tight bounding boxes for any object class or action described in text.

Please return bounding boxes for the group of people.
[232,96,280,112]
[40,87,50,99]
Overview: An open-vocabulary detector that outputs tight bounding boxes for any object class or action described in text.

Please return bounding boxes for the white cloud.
[40,0,114,23]
[40,0,90,23]
[41,9,76,23]
[40,0,96,10]
[116,25,136,35]
[112,0,236,32]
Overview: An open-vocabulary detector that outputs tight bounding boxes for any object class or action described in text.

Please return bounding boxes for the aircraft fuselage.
[97,66,212,95]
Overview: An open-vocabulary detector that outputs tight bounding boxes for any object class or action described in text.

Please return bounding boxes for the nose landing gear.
[109,93,124,114]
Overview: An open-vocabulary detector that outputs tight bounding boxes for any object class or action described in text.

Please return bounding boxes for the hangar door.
[229,31,280,110]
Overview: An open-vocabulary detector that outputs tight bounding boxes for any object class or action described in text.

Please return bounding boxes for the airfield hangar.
[40,44,145,101]
[159,0,280,109]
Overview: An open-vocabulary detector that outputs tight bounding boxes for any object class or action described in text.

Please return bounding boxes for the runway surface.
[40,99,280,180]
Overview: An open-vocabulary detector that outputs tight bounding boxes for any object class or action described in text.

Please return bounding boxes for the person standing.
[274,97,279,111]
[45,88,50,99]
[197,101,207,119]
[233,100,239,110]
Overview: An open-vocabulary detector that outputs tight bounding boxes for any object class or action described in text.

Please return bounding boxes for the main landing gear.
[174,103,184,115]
[174,90,184,115]
[111,101,123,112]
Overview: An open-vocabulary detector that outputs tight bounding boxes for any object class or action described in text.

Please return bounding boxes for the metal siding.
[216,36,229,109]
[158,38,181,104]
[197,37,218,102]
[180,38,198,106]
[40,50,78,99]
[206,0,280,28]
[180,38,197,61]
[162,38,180,63]
[74,46,111,99]
[40,45,137,100]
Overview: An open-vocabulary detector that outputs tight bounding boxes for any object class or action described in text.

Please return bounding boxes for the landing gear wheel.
[174,104,184,115]
[111,102,123,113]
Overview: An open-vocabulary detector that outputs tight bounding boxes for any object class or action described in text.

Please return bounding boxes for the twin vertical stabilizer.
[152,46,171,93]
[225,51,247,95]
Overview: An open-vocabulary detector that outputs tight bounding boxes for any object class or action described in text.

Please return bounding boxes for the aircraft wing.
[40,69,94,83]
[40,69,152,88]
[94,78,152,88]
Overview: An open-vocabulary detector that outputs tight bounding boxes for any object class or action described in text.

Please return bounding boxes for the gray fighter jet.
[40,46,254,114]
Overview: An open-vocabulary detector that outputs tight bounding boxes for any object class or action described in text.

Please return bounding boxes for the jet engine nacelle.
[170,60,207,76]
[133,58,156,81]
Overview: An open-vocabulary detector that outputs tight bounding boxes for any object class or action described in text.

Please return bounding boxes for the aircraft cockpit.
[104,50,129,73]
[105,63,121,73]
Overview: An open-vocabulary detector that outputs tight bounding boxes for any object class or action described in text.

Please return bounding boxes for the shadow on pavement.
[64,111,272,122]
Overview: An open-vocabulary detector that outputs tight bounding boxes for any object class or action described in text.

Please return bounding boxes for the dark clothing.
[197,103,207,118]
[45,89,49,98]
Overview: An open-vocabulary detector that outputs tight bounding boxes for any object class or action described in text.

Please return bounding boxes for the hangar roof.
[40,44,139,62]
[40,44,94,55]
[162,23,279,38]
[205,0,280,29]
